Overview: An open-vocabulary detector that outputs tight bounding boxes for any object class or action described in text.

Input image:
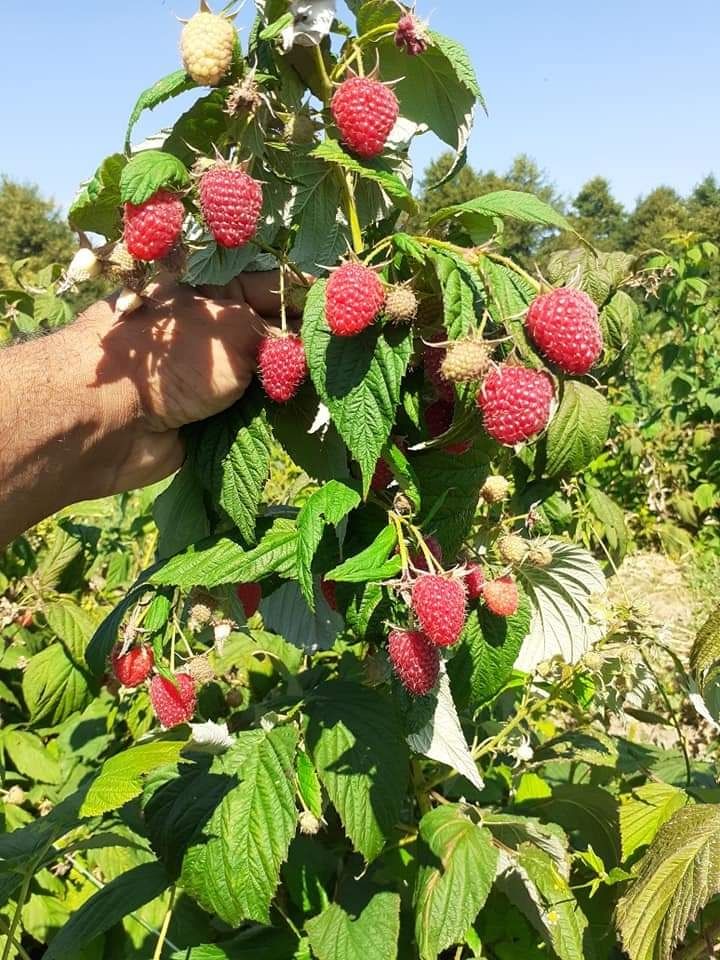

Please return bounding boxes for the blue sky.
[1,0,719,213]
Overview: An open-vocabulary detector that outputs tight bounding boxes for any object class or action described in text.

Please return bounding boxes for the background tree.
[0,177,75,285]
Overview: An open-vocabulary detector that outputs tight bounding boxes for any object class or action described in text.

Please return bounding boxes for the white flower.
[188,720,235,753]
[281,0,336,50]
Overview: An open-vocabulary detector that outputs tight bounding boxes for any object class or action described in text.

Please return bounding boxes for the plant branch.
[1,869,32,960]
[152,885,176,960]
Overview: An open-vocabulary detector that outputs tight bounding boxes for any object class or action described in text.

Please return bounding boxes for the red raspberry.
[464,564,485,601]
[410,535,443,572]
[425,400,471,455]
[394,13,430,56]
[331,76,399,159]
[477,365,555,446]
[321,579,338,611]
[526,288,603,375]
[198,164,263,248]
[257,333,307,403]
[371,458,393,493]
[110,644,154,688]
[411,574,466,648]
[484,576,520,617]
[423,335,454,402]
[326,263,385,336]
[236,582,262,618]
[123,190,184,261]
[388,629,439,696]
[150,673,197,728]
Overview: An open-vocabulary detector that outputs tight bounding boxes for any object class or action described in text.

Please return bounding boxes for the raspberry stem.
[390,512,410,574]
[339,171,364,254]
[330,24,397,82]
[312,45,334,103]
[481,251,541,293]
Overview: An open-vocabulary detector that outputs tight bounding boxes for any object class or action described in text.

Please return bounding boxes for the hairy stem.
[0,870,32,960]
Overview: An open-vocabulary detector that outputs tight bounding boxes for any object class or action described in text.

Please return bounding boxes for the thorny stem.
[152,886,176,960]
[340,171,364,254]
[1,870,32,960]
[481,251,542,293]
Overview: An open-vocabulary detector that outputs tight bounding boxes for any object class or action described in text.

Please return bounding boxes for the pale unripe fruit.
[6,786,25,805]
[498,534,529,566]
[441,339,491,383]
[188,602,214,632]
[185,655,215,684]
[181,11,236,87]
[299,811,322,835]
[528,544,554,568]
[67,248,102,283]
[481,475,510,504]
[116,288,143,316]
[384,284,418,324]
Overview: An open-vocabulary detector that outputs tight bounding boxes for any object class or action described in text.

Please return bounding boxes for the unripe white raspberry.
[181,9,236,87]
[67,248,102,283]
[116,289,143,317]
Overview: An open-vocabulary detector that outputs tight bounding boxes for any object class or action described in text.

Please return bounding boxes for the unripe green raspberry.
[181,8,236,87]
[441,339,491,383]
[527,543,553,568]
[282,110,317,145]
[498,534,529,566]
[185,655,215,684]
[481,475,510,504]
[384,284,418,324]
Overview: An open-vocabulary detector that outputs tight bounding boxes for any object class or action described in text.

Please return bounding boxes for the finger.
[239,270,315,319]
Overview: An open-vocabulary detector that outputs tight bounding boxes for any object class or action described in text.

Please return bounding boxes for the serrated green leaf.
[311,140,417,214]
[180,727,298,925]
[267,386,349,483]
[261,580,344,652]
[190,389,273,543]
[81,740,187,816]
[43,862,170,960]
[690,605,720,676]
[427,250,484,339]
[449,593,532,710]
[545,381,611,476]
[305,682,408,861]
[325,525,400,583]
[125,70,197,150]
[3,730,61,785]
[430,189,572,234]
[303,281,413,493]
[619,783,690,862]
[295,750,323,820]
[616,805,720,960]
[151,520,298,590]
[601,289,641,355]
[68,153,127,240]
[296,480,360,608]
[586,485,627,563]
[259,11,294,40]
[521,784,620,869]
[154,463,211,560]
[307,892,401,960]
[119,150,190,205]
[34,526,83,592]
[533,726,618,769]
[289,152,348,273]
[476,256,540,364]
[163,90,229,166]
[414,804,497,960]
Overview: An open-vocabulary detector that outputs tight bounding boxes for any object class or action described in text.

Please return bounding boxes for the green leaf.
[306,892,401,960]
[427,250,484,340]
[521,784,620,869]
[181,727,298,925]
[496,843,588,960]
[601,289,641,355]
[616,805,720,960]
[259,12,294,39]
[119,149,190,205]
[154,464,211,560]
[295,750,323,820]
[261,581,344,653]
[81,740,187,816]
[430,189,572,234]
[303,281,413,493]
[476,256,539,365]
[690,605,720,676]
[189,389,274,543]
[22,601,97,725]
[268,386,349,483]
[34,526,84,592]
[516,540,606,672]
[42,862,170,960]
[288,153,349,274]
[619,783,690,861]
[172,931,307,959]
[86,577,158,677]
[533,726,618,769]
[545,381,611,477]
[125,70,197,150]
[586,486,627,563]
[68,153,127,240]
[3,730,61,785]
[305,682,408,861]
[296,481,361,608]
[414,804,498,960]
[163,90,229,167]
[151,520,298,590]
[449,593,532,710]
[311,140,417,214]
[325,525,400,583]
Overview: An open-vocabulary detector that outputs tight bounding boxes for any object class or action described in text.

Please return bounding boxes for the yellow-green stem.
[152,886,176,960]
[312,44,334,103]
[1,870,32,960]
[330,24,397,82]
[341,171,363,254]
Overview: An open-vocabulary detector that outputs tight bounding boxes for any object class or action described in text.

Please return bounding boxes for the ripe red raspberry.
[410,535,443,572]
[484,576,520,617]
[236,582,262,618]
[331,75,399,159]
[110,644,154,688]
[388,629,439,696]
[257,333,307,403]
[123,190,184,261]
[371,458,393,493]
[150,673,197,728]
[198,164,263,248]
[425,400,471,455]
[394,13,430,56]
[411,574,466,648]
[326,263,385,336]
[423,336,454,402]
[526,288,603,375]
[464,564,485,601]
[477,365,555,446]
[321,579,338,611]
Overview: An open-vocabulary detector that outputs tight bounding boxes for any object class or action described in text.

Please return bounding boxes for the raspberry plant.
[5,4,717,960]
